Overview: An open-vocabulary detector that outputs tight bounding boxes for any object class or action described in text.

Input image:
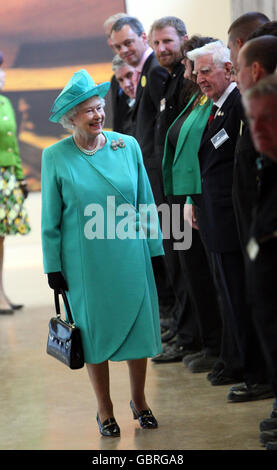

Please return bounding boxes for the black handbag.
[46,289,84,369]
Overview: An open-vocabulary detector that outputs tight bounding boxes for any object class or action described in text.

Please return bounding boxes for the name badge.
[211,128,229,149]
[160,98,166,112]
[247,237,260,261]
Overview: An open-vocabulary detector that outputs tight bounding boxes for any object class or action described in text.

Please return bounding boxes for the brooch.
[141,75,147,87]
[111,138,126,150]
[199,95,208,106]
[217,110,224,117]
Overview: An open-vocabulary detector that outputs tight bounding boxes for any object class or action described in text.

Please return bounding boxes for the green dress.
[0,95,30,236]
[41,131,163,364]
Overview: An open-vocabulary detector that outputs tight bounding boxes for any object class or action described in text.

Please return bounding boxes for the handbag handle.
[54,289,75,326]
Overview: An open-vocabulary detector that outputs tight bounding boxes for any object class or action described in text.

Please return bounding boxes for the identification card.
[247,237,260,261]
[211,128,229,149]
[160,98,166,112]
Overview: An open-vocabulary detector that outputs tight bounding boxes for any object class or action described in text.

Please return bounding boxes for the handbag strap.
[54,289,74,325]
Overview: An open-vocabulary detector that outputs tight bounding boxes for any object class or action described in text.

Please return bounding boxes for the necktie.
[208,104,218,126]
[132,69,140,95]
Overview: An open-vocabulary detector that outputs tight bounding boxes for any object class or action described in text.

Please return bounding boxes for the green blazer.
[162,94,212,197]
[0,95,24,180]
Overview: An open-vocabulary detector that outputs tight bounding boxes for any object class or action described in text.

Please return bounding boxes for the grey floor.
[0,192,271,451]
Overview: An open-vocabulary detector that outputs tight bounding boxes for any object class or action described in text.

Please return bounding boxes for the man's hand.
[183,203,198,230]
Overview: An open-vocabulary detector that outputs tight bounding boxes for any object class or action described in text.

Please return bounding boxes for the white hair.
[186,40,231,66]
[103,13,128,30]
[59,96,105,130]
[112,55,127,72]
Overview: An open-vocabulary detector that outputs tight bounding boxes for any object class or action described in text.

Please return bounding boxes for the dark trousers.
[178,228,222,355]
[162,196,222,353]
[248,239,277,395]
[214,250,268,384]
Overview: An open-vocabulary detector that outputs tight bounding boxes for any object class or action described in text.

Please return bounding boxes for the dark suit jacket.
[232,121,260,249]
[132,52,168,205]
[110,74,133,135]
[193,86,244,253]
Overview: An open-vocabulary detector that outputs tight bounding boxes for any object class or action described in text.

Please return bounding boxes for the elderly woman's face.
[71,96,105,137]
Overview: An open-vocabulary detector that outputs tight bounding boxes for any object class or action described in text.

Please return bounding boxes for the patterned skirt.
[0,166,31,236]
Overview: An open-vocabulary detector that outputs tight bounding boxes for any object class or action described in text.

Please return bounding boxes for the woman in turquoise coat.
[41,69,163,437]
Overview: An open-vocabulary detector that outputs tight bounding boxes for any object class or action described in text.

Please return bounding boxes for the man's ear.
[225,62,233,78]
[237,37,244,50]
[141,32,147,43]
[251,61,266,83]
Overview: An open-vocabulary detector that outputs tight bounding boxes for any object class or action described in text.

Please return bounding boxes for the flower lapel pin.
[111,138,126,151]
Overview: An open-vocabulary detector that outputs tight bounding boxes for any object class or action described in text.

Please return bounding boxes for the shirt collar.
[135,47,153,74]
[214,82,237,110]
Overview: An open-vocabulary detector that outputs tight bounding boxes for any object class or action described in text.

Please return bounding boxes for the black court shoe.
[10,303,24,310]
[96,414,120,437]
[130,400,158,429]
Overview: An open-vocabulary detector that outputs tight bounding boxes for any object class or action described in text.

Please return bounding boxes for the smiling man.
[148,18,223,369]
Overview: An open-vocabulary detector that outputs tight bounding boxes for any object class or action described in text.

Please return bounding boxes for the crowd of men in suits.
[103,11,277,449]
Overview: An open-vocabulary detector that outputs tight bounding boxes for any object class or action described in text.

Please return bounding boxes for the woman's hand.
[47,272,68,291]
[183,203,198,230]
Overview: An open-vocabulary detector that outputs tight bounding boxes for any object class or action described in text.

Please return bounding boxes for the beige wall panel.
[231,0,277,21]
[126,0,232,43]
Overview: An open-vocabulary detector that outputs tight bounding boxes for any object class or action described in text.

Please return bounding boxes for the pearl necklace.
[74,135,102,156]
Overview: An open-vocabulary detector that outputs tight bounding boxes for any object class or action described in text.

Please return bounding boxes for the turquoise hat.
[49,69,110,123]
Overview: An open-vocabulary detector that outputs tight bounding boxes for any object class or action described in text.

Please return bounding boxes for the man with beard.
[149,18,222,370]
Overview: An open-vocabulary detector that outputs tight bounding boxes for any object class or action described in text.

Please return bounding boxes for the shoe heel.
[130,400,138,420]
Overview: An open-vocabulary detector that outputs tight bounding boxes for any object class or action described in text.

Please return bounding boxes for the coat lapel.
[132,52,154,116]
[199,87,239,149]
[78,134,136,210]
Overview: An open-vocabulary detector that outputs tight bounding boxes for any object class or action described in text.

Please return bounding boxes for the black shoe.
[270,399,277,418]
[260,430,277,446]
[207,363,225,382]
[10,303,24,310]
[210,372,243,386]
[152,345,196,363]
[161,328,177,343]
[227,383,274,403]
[130,400,158,429]
[182,350,203,367]
[188,354,218,373]
[0,308,14,315]
[266,440,277,450]
[96,414,120,437]
[207,365,244,386]
[260,417,277,432]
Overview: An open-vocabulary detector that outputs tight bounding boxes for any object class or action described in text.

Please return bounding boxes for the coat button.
[187,168,193,173]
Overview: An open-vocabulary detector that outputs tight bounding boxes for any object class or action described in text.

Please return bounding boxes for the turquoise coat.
[41,131,163,364]
[162,94,212,197]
